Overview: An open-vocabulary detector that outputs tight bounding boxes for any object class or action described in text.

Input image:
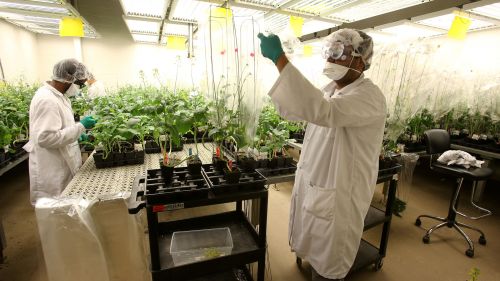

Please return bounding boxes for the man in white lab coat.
[86,72,107,98]
[258,29,386,280]
[23,59,97,205]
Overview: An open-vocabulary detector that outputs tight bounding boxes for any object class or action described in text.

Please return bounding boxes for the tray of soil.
[256,156,296,177]
[212,155,228,172]
[237,155,258,172]
[186,155,203,175]
[201,164,267,195]
[143,167,210,204]
[93,148,145,169]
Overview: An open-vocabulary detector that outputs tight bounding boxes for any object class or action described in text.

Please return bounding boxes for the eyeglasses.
[322,41,361,61]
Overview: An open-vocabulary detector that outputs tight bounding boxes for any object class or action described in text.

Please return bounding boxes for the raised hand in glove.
[257,33,284,64]
[80,116,97,129]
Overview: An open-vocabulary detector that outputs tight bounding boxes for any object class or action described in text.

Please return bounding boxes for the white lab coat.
[268,63,386,279]
[87,80,106,99]
[23,83,85,205]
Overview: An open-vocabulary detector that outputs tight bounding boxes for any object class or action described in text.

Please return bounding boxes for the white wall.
[35,35,76,83]
[0,19,38,83]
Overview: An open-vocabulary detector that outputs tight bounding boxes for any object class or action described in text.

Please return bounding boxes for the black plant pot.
[93,153,104,162]
[238,156,257,172]
[258,159,269,169]
[269,157,278,169]
[213,155,228,172]
[284,156,293,166]
[159,160,175,183]
[187,155,202,175]
[224,168,241,184]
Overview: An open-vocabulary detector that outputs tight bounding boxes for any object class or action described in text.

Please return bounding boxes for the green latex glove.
[80,116,96,129]
[78,133,89,142]
[257,33,284,64]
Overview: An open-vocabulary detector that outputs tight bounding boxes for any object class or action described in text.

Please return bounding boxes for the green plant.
[467,267,480,281]
[403,108,435,143]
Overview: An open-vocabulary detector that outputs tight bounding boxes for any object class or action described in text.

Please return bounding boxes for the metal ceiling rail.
[0,0,63,9]
[299,0,484,42]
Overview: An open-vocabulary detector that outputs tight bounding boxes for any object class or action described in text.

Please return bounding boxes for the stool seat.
[431,163,493,181]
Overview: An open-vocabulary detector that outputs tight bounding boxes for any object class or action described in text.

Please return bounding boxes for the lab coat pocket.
[303,184,336,220]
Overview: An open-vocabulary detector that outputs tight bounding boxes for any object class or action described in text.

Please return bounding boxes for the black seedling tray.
[93,150,144,169]
[256,163,297,177]
[201,165,267,195]
[145,168,210,203]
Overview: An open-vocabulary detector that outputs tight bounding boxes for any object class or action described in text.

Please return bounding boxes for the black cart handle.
[127,175,146,214]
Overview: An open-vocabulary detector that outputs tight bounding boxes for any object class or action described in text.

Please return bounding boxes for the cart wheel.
[466,249,474,258]
[374,259,383,271]
[415,218,422,226]
[422,235,430,244]
[479,236,486,245]
[296,257,302,267]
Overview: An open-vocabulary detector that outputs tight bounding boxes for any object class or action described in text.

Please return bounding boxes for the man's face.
[327,45,364,72]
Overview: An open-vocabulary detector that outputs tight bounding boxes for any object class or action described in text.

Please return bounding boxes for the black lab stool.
[415,129,493,257]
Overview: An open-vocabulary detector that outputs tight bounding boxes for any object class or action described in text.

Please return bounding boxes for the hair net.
[52,58,89,84]
[324,28,374,70]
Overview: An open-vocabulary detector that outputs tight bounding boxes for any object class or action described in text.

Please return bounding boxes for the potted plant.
[223,160,240,184]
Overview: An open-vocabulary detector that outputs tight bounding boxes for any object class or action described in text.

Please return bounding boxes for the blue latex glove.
[80,116,96,129]
[257,33,284,64]
[78,133,89,142]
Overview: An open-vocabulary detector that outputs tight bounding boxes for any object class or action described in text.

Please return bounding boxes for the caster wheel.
[423,235,430,244]
[466,249,474,258]
[296,257,302,267]
[374,259,383,271]
[479,236,486,245]
[415,218,422,226]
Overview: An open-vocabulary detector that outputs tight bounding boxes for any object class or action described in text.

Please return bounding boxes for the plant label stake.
[228,160,233,171]
[216,146,220,158]
[188,148,192,156]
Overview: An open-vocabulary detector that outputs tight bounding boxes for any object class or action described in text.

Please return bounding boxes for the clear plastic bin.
[170,227,233,266]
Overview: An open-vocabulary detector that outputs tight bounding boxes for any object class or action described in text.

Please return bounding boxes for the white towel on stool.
[437,150,484,169]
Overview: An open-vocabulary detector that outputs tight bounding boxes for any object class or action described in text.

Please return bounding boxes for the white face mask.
[323,62,350,80]
[65,83,80,97]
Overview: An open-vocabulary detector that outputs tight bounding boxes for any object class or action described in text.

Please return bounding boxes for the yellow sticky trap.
[303,45,313,57]
[213,7,232,19]
[59,17,84,37]
[290,16,304,37]
[448,14,471,40]
[167,36,186,50]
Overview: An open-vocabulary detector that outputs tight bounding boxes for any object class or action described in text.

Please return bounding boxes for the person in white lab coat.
[23,59,97,205]
[86,72,107,98]
[258,29,386,280]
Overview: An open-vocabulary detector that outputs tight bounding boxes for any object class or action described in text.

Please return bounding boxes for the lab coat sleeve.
[268,63,384,128]
[34,98,85,149]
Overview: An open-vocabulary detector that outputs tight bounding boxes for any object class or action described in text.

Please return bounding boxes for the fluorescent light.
[163,22,188,36]
[302,20,337,35]
[125,18,160,34]
[132,33,159,43]
[377,21,445,38]
[119,0,169,19]
[169,0,211,23]
[0,1,69,14]
[264,13,288,33]
[467,2,500,20]
[417,13,495,30]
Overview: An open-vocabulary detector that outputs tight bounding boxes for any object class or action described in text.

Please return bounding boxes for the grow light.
[0,1,70,15]
[285,0,351,15]
[377,21,445,38]
[264,13,288,33]
[466,2,500,20]
[416,13,495,31]
[169,0,211,23]
[302,20,337,35]
[238,0,290,8]
[163,22,189,36]
[230,6,265,18]
[327,0,434,22]
[119,0,169,19]
[125,18,161,34]
[131,34,159,43]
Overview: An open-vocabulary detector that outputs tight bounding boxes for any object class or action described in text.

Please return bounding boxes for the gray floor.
[1,160,499,281]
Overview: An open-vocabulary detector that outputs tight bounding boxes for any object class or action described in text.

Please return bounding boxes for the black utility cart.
[128,165,269,281]
[296,164,402,273]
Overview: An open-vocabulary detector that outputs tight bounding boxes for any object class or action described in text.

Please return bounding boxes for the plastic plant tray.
[145,168,210,203]
[256,163,297,177]
[170,227,233,266]
[93,150,144,169]
[201,165,266,195]
[378,163,402,177]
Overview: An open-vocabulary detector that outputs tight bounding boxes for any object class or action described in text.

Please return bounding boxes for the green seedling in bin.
[204,247,222,259]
